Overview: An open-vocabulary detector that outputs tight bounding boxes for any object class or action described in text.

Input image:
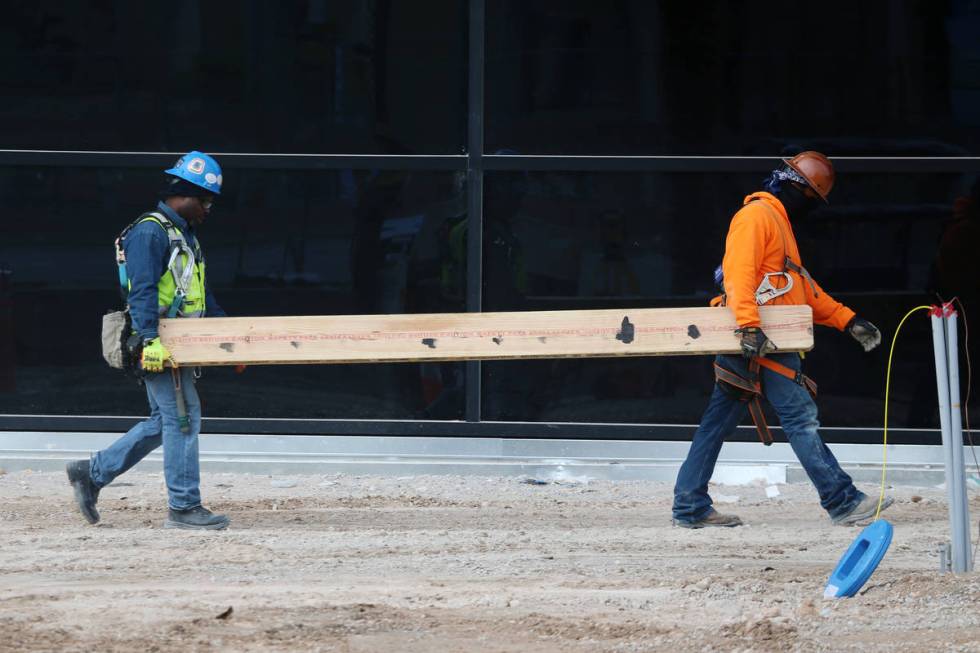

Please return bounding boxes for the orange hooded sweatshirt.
[718,192,854,331]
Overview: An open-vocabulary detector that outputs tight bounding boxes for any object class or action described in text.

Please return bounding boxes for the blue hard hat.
[164,151,222,195]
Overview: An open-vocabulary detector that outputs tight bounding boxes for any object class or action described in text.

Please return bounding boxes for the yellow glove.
[140,337,171,373]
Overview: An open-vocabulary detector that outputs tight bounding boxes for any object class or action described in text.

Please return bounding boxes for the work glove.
[735,326,777,359]
[140,337,171,373]
[847,317,882,352]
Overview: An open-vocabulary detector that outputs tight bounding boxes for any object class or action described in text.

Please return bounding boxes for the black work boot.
[164,506,230,531]
[66,459,101,525]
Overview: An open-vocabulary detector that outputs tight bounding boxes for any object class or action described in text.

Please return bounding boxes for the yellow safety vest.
[127,213,207,318]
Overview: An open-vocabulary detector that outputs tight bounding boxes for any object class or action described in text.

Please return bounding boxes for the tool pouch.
[102,309,143,377]
[101,310,129,369]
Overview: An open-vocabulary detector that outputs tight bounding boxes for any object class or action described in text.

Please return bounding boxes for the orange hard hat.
[782,151,834,202]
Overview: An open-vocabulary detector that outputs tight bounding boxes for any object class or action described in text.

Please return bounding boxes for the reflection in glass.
[0,166,466,419]
[0,1,466,153]
[482,169,974,428]
[486,1,979,155]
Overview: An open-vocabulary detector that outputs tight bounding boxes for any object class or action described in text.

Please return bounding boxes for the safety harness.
[753,201,820,305]
[110,212,201,429]
[714,356,818,445]
[711,199,820,445]
[114,212,201,318]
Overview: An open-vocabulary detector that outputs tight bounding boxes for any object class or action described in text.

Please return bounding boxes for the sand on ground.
[1,469,978,652]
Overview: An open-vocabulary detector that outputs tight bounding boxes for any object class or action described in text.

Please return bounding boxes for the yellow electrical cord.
[877,305,934,520]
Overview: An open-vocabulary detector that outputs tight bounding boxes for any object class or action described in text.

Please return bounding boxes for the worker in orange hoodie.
[672,151,890,528]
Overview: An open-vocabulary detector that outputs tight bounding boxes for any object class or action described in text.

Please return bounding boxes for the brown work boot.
[673,508,743,529]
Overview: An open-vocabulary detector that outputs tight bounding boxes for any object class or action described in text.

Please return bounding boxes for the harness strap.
[783,257,819,298]
[757,356,818,397]
[713,199,820,307]
[116,212,200,316]
[713,356,817,446]
[756,201,820,299]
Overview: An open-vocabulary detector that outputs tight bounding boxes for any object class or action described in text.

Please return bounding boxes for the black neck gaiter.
[777,183,820,221]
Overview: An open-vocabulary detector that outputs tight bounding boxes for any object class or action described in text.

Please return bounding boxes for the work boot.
[833,495,894,526]
[164,506,230,531]
[673,508,743,529]
[66,459,101,525]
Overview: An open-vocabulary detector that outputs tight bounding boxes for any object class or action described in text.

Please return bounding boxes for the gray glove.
[847,317,882,352]
[735,326,777,359]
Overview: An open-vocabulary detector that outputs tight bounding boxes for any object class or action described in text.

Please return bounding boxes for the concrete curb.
[0,432,963,487]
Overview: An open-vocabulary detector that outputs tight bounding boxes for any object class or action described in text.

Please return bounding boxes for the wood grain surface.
[158,305,813,366]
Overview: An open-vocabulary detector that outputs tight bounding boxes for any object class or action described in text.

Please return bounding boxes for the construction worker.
[672,151,891,528]
[67,151,230,530]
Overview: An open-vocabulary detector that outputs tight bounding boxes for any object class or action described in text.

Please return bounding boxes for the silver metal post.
[932,311,957,574]
[945,311,973,572]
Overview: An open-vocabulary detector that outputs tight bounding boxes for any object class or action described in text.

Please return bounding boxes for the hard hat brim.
[782,158,830,203]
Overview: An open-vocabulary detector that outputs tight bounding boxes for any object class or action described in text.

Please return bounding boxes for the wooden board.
[158,305,813,366]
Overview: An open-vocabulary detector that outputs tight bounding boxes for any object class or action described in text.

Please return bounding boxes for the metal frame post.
[464,0,485,422]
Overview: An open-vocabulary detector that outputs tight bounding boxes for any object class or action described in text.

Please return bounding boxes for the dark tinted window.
[0,165,467,419]
[486,1,978,155]
[0,1,466,153]
[481,169,977,428]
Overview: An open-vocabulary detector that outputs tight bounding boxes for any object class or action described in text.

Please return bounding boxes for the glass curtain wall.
[2,0,979,441]
[0,0,466,153]
[0,1,468,422]
[480,0,980,436]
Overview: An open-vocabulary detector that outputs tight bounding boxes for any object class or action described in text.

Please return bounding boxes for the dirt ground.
[1,468,979,653]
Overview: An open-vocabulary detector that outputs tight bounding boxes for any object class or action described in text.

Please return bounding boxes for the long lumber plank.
[158,305,813,366]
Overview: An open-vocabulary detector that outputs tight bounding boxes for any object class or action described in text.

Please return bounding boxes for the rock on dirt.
[1,470,978,652]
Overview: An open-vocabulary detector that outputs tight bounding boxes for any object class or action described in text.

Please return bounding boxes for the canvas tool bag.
[101,308,140,371]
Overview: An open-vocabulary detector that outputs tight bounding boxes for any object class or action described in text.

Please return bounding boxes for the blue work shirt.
[124,201,226,341]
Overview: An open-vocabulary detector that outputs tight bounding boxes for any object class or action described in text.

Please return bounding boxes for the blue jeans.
[672,353,863,524]
[90,368,202,510]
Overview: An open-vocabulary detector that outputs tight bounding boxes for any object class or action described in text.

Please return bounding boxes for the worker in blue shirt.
[67,151,231,530]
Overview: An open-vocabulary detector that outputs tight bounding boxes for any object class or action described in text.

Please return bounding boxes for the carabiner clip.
[755,271,794,305]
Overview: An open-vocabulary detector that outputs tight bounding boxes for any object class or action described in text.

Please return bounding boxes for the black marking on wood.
[616,316,635,344]
[422,338,437,349]
[688,325,701,339]
[219,343,235,352]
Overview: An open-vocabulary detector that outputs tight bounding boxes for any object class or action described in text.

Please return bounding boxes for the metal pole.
[945,310,973,572]
[464,0,485,422]
[931,310,957,574]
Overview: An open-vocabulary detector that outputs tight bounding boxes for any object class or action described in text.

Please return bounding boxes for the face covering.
[764,166,821,220]
[777,182,821,220]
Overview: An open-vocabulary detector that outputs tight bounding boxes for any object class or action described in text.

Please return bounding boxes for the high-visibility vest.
[116,212,207,318]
